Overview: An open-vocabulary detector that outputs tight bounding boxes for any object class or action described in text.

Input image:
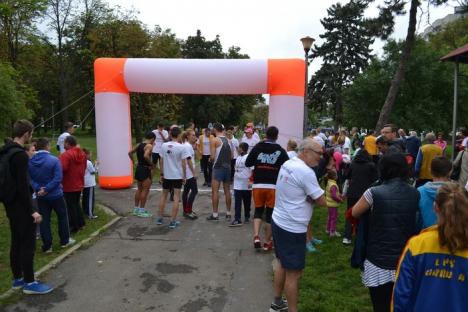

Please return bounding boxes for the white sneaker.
[342,238,352,245]
[61,238,76,248]
[330,232,341,237]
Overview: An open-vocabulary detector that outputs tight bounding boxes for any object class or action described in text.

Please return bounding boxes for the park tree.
[0,0,47,67]
[374,0,455,131]
[310,0,376,129]
[0,63,34,136]
[343,37,468,132]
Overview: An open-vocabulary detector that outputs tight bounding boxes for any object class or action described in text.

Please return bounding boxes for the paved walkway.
[2,182,274,312]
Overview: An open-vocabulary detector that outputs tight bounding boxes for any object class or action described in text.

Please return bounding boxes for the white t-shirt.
[152,129,169,153]
[84,160,96,187]
[202,135,211,155]
[343,136,351,151]
[287,150,297,158]
[241,136,260,153]
[57,132,71,154]
[463,137,468,148]
[234,154,253,190]
[230,137,239,159]
[318,132,328,142]
[160,141,189,179]
[272,157,324,233]
[183,142,195,179]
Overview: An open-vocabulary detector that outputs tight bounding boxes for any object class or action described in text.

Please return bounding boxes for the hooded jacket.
[29,151,63,200]
[60,146,87,192]
[347,151,378,199]
[417,181,447,230]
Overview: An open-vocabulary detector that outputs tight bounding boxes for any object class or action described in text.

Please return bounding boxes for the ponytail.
[436,183,468,254]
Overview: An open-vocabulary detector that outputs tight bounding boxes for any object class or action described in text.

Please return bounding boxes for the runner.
[198,128,214,187]
[181,129,198,220]
[245,126,289,251]
[128,132,156,218]
[156,127,188,229]
[152,123,169,171]
[207,123,233,221]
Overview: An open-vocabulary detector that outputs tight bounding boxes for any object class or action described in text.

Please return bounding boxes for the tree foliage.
[310,0,376,129]
[343,36,468,132]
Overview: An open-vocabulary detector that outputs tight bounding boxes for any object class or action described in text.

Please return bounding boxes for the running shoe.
[184,212,198,220]
[137,209,153,218]
[225,214,232,222]
[244,218,250,224]
[312,237,323,245]
[206,215,219,221]
[342,238,352,245]
[132,208,140,216]
[156,217,164,225]
[270,300,288,311]
[43,247,53,254]
[61,238,76,248]
[306,241,318,253]
[253,235,262,249]
[23,281,53,295]
[229,220,243,227]
[12,278,25,290]
[263,241,274,252]
[168,220,180,229]
[330,231,341,237]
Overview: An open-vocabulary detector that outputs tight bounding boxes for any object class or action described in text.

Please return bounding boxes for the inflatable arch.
[94,58,306,189]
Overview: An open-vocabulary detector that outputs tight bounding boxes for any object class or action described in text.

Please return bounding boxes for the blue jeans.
[38,197,70,250]
[234,190,251,221]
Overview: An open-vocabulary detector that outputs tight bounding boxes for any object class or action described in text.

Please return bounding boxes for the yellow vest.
[419,144,443,180]
[326,179,340,208]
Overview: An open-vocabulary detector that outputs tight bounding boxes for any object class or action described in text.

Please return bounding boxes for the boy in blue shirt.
[417,156,452,230]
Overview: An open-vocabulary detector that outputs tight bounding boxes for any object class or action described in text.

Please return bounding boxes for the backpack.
[0,145,24,204]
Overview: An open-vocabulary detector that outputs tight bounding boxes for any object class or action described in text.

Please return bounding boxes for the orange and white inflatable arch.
[94,58,305,189]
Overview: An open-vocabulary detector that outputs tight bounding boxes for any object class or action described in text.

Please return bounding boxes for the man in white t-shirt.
[56,122,76,154]
[156,127,189,229]
[241,128,259,153]
[270,138,326,312]
[152,123,169,169]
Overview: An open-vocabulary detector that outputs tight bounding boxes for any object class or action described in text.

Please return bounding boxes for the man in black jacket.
[1,120,53,294]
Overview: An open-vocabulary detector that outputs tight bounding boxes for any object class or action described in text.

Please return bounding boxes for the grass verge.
[298,202,372,312]
[0,204,113,297]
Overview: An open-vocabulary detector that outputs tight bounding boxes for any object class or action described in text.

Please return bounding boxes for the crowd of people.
[1,120,98,295]
[1,118,467,312]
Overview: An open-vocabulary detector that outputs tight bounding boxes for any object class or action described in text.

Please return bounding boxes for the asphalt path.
[2,181,274,312]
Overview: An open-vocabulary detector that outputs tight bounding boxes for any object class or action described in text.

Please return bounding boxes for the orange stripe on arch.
[94,58,128,93]
[99,175,133,189]
[267,59,305,96]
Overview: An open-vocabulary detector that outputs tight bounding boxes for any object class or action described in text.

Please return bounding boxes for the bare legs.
[134,179,151,208]
[211,179,231,215]
[273,260,302,312]
[158,188,181,221]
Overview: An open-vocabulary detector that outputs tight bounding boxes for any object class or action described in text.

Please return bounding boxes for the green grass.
[298,203,372,312]
[0,204,113,297]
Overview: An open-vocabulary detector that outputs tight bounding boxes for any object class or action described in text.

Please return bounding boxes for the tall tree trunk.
[375,0,420,132]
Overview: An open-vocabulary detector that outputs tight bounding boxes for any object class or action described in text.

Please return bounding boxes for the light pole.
[300,36,315,138]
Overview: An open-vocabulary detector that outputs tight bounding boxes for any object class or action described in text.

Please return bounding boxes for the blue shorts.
[272,220,306,270]
[212,167,231,183]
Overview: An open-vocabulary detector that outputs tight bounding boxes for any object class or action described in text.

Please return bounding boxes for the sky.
[105,0,459,75]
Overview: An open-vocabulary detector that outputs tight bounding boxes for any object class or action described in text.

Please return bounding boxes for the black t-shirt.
[245,141,289,186]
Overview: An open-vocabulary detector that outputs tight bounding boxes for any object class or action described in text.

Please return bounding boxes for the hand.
[37,187,47,197]
[32,212,42,224]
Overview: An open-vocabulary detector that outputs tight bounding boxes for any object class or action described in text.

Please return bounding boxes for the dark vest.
[366,178,419,270]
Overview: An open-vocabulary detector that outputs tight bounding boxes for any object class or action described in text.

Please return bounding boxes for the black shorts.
[152,153,160,165]
[135,166,152,182]
[272,220,306,270]
[162,178,183,190]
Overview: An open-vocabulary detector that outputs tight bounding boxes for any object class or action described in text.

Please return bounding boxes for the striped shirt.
[362,260,396,287]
